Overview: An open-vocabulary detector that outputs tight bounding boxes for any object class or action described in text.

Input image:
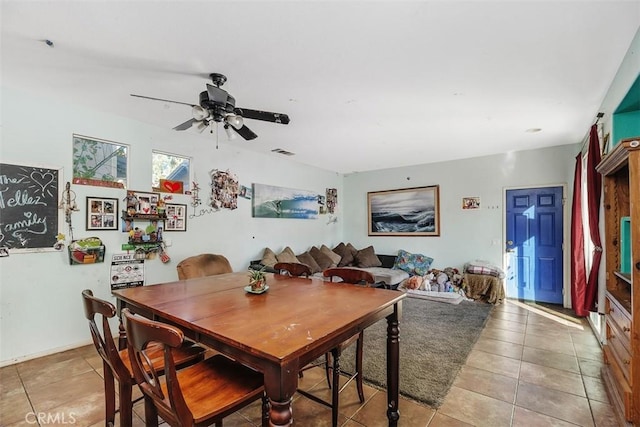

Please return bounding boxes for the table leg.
[115,300,127,350]
[264,363,297,426]
[386,302,401,426]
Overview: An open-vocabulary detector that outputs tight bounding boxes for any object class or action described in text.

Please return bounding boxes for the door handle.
[506,240,514,252]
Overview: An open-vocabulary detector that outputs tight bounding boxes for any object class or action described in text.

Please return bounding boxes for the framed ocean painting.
[367,185,440,236]
[252,184,319,219]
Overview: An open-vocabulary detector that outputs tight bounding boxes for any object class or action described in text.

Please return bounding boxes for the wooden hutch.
[597,136,640,425]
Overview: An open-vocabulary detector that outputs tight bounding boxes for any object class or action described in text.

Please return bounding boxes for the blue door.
[505,187,564,303]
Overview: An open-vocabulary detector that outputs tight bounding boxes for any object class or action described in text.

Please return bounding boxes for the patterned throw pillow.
[393,249,434,276]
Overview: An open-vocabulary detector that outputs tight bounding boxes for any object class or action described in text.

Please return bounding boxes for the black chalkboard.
[0,163,60,250]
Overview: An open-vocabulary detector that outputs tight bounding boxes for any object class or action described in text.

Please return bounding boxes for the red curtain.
[584,124,602,313]
[571,152,588,317]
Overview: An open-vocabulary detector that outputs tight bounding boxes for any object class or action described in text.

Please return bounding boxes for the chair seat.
[118,341,205,379]
[159,354,264,424]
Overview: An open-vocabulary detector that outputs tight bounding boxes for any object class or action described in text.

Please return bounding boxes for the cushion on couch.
[352,266,410,286]
[261,247,278,268]
[354,245,382,268]
[320,245,341,267]
[276,246,300,264]
[333,242,355,266]
[296,251,322,273]
[393,249,433,276]
[309,246,334,270]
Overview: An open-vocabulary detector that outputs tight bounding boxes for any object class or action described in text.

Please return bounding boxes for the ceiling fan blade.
[173,118,198,131]
[234,108,290,125]
[232,124,258,141]
[131,94,195,107]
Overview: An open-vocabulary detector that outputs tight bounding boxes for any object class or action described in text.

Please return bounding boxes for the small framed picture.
[462,197,480,210]
[86,197,119,230]
[165,203,187,231]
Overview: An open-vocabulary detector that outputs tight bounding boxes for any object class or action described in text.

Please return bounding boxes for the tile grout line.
[15,365,42,427]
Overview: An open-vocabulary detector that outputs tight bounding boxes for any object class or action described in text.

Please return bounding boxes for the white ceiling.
[2,1,639,174]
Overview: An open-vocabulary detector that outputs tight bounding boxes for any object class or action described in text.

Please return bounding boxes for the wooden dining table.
[113,271,405,426]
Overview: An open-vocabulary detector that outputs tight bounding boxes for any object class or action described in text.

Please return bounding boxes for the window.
[152,151,191,192]
[73,135,128,188]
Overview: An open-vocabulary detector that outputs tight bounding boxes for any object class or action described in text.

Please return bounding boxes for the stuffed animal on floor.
[403,275,424,290]
[443,267,463,287]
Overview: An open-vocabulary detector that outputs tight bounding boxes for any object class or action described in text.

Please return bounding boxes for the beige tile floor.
[0,299,618,426]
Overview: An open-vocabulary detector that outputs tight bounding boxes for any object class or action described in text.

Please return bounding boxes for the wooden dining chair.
[81,290,206,427]
[176,253,233,280]
[298,268,374,427]
[274,262,312,277]
[323,267,376,287]
[122,308,268,427]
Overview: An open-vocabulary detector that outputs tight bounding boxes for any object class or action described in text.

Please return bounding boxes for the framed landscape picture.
[367,185,440,236]
[252,183,318,219]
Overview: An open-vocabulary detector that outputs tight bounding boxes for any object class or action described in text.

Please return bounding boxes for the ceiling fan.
[131,73,290,141]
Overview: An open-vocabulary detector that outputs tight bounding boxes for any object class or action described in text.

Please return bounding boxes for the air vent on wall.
[271,148,295,156]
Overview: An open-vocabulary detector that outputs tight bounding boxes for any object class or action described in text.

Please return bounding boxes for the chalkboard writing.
[0,163,60,250]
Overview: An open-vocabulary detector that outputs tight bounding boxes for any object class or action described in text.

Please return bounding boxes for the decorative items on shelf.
[156,195,171,217]
[120,190,167,243]
[127,218,163,244]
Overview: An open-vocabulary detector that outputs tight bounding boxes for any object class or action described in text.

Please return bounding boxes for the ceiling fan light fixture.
[224,124,237,140]
[196,120,209,133]
[226,114,244,130]
[192,105,210,121]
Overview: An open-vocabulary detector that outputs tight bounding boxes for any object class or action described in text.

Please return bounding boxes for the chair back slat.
[122,308,193,426]
[81,289,130,379]
[274,262,312,277]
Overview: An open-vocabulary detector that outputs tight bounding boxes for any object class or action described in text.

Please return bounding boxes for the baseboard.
[0,338,94,368]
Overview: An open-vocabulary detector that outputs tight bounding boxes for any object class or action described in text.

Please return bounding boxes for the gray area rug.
[340,297,494,408]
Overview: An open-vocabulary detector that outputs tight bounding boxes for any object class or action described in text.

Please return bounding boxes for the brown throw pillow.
[276,246,300,263]
[333,242,355,266]
[261,247,278,267]
[320,245,341,267]
[344,243,360,266]
[354,245,382,268]
[296,252,322,273]
[309,246,334,270]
